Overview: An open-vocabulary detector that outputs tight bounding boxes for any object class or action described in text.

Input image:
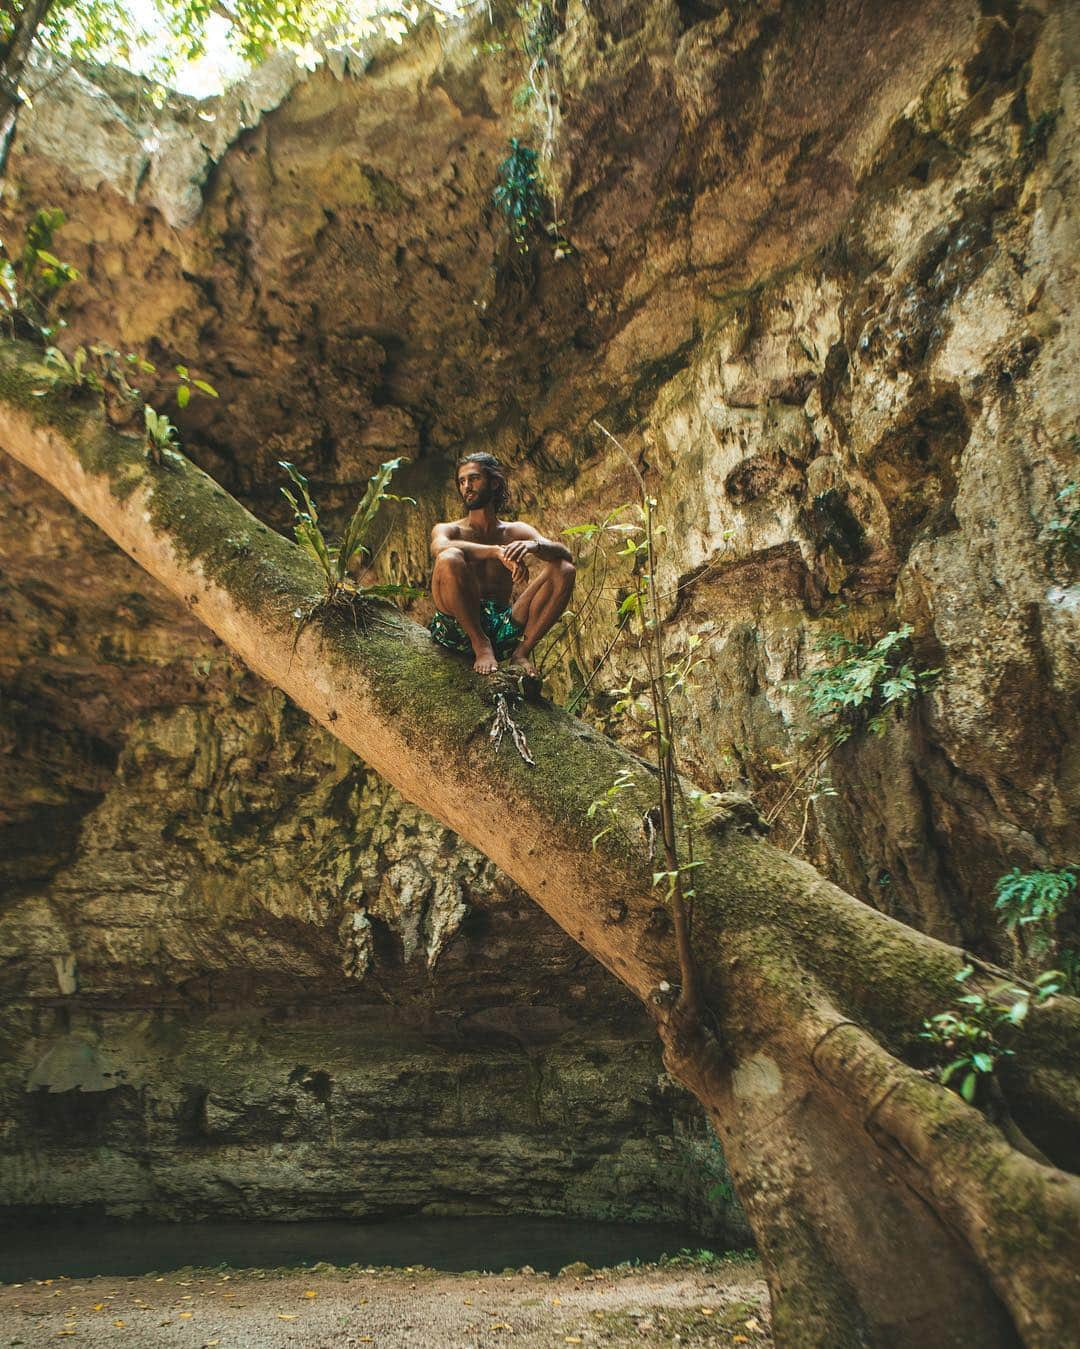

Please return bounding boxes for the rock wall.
[1,0,1077,1224]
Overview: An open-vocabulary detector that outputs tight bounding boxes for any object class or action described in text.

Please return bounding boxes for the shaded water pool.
[0,1215,717,1283]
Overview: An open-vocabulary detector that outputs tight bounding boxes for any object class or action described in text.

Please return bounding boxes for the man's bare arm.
[502,523,573,565]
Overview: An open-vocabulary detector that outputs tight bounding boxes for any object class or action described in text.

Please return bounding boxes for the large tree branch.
[0,0,55,174]
[0,341,1077,1347]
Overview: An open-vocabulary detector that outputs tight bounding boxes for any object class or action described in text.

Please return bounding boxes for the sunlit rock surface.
[1,0,1077,1223]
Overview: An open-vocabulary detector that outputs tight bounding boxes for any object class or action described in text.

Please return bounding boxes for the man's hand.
[499,540,534,584]
[502,539,537,566]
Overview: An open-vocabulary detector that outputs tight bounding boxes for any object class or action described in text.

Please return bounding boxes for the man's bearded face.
[458,467,494,508]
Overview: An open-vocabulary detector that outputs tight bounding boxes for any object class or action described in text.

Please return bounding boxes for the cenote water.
[0,1216,716,1283]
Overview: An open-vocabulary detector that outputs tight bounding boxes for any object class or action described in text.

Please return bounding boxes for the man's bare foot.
[473,645,499,675]
[509,649,537,677]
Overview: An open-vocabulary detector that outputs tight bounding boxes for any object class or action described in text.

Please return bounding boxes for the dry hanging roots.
[490,692,536,766]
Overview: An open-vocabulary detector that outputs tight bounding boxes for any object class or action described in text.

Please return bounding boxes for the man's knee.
[433,547,467,575]
[555,558,576,590]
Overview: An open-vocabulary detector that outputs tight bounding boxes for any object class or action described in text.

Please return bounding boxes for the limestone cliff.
[1,0,1076,1226]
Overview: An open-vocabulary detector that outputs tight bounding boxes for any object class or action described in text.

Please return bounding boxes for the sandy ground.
[1,1260,771,1348]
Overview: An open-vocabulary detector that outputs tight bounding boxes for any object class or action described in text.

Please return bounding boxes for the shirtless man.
[430,453,575,676]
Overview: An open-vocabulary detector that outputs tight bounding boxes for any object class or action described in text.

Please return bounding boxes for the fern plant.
[794,623,939,743]
[994,866,1077,933]
[279,458,418,605]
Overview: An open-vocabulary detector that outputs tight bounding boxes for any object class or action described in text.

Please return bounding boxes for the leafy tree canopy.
[1,0,437,97]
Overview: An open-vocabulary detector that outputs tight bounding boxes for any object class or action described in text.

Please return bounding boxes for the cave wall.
[1,0,1077,1221]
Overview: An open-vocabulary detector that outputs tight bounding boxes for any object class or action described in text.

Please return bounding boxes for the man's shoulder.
[500,520,540,539]
[432,518,467,535]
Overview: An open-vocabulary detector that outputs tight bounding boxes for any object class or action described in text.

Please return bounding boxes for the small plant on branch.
[921,965,1061,1106]
[144,405,179,463]
[26,345,102,395]
[279,457,419,607]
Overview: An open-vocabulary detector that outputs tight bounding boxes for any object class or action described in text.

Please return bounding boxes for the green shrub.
[279,458,418,606]
[492,138,545,251]
[0,207,80,339]
[993,866,1077,933]
[921,966,1061,1104]
[793,623,939,743]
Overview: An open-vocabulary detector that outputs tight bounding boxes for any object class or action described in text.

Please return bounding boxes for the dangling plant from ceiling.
[493,138,546,252]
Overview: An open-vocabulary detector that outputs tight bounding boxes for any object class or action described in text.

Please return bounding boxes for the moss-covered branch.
[1,339,1077,1347]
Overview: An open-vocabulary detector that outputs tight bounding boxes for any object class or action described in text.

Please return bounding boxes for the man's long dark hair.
[457,452,512,515]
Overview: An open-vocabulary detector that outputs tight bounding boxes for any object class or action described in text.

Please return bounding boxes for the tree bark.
[0,0,55,176]
[0,341,1077,1347]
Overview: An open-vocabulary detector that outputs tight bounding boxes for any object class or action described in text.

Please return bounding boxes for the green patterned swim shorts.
[430,601,524,660]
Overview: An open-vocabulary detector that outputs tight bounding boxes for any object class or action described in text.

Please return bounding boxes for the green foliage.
[993,866,1077,933]
[26,335,218,424]
[518,0,556,58]
[0,207,80,339]
[493,138,545,251]
[26,345,103,394]
[586,767,636,849]
[921,965,1061,1105]
[144,404,179,461]
[1058,947,1080,995]
[1044,480,1079,567]
[657,1248,756,1269]
[279,458,418,605]
[1022,107,1060,168]
[793,623,939,742]
[173,363,219,409]
[31,0,403,91]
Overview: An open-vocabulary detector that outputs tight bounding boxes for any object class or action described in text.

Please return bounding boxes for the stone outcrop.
[0,0,1076,1233]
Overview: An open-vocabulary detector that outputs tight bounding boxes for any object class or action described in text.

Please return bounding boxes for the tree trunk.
[0,0,56,177]
[0,341,1077,1346]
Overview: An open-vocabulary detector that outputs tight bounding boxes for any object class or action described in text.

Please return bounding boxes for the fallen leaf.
[463,1299,473,1306]
[733,1338,749,1345]
[358,1339,373,1344]
[277,1313,297,1321]
[551,1297,562,1306]
[113,1320,125,1328]
[179,1312,193,1319]
[303,1290,317,1299]
[91,1304,103,1312]
[700,1307,714,1315]
[745,1318,762,1332]
[490,1323,511,1331]
[565,1339,583,1346]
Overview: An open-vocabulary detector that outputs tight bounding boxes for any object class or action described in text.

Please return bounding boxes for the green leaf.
[971,1053,994,1073]
[192,379,219,397]
[960,1072,978,1103]
[940,1058,969,1084]
[176,383,191,408]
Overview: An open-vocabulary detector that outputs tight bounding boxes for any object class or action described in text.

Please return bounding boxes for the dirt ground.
[0,1259,771,1347]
